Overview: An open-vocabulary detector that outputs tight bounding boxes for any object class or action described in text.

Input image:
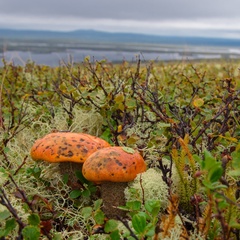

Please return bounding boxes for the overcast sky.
[1,0,240,38]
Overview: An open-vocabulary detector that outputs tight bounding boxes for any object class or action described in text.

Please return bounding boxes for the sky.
[1,0,240,38]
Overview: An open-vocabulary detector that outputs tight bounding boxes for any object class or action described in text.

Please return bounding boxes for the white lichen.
[69,107,103,136]
[125,168,169,210]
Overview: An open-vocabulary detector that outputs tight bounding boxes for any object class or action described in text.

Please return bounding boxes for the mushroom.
[30,132,110,188]
[82,146,146,219]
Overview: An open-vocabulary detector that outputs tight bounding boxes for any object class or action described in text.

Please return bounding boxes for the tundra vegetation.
[0,57,239,239]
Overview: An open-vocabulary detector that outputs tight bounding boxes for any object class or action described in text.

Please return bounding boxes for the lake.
[1,41,240,66]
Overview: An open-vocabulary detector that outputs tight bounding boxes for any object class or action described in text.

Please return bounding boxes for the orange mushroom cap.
[30,132,111,163]
[82,146,146,182]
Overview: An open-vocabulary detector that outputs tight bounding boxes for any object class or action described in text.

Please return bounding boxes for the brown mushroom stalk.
[30,132,110,189]
[82,146,146,219]
[101,181,128,218]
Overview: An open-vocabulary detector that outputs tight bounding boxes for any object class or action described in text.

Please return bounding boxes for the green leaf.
[0,167,8,185]
[28,213,40,226]
[117,206,130,211]
[104,219,118,233]
[52,233,63,240]
[229,220,240,229]
[132,212,147,234]
[62,173,69,184]
[0,209,11,221]
[69,189,81,199]
[202,180,227,190]
[6,218,17,230]
[202,180,215,190]
[75,170,89,184]
[110,230,121,240]
[208,166,223,183]
[126,99,137,109]
[32,167,42,179]
[22,225,41,240]
[94,210,105,224]
[93,199,103,211]
[193,154,202,164]
[121,147,135,154]
[158,122,171,128]
[144,200,161,217]
[3,146,10,153]
[0,218,16,237]
[81,207,92,219]
[217,199,229,210]
[125,201,142,211]
[127,237,137,240]
[145,223,155,237]
[203,150,216,170]
[81,189,91,197]
[100,128,112,143]
[231,150,240,170]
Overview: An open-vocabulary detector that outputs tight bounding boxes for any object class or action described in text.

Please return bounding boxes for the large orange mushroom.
[82,146,146,219]
[30,132,110,188]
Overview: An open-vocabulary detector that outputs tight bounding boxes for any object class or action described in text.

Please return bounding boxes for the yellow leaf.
[117,125,122,133]
[22,93,32,99]
[193,98,204,108]
[127,135,140,145]
[219,135,238,143]
[236,143,240,151]
[236,78,240,90]
[114,93,124,103]
[183,134,190,145]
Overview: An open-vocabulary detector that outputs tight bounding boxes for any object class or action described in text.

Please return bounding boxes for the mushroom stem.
[101,182,127,219]
[59,162,83,189]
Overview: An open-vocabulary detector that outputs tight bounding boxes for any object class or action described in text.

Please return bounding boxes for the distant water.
[1,45,240,66]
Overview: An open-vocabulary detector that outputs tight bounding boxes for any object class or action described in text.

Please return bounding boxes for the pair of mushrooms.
[30,132,146,219]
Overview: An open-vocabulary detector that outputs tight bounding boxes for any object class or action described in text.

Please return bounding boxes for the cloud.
[1,0,240,38]
[1,0,240,21]
[1,13,240,34]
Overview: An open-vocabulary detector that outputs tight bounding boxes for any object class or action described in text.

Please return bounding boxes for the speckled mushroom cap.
[82,146,147,182]
[30,132,111,163]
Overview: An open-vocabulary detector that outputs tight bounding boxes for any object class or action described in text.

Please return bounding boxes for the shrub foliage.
[0,58,239,239]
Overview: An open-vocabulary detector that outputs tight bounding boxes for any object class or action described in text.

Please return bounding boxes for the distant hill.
[1,28,240,47]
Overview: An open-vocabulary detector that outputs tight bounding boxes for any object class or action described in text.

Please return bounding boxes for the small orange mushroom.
[30,132,110,188]
[82,146,146,219]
